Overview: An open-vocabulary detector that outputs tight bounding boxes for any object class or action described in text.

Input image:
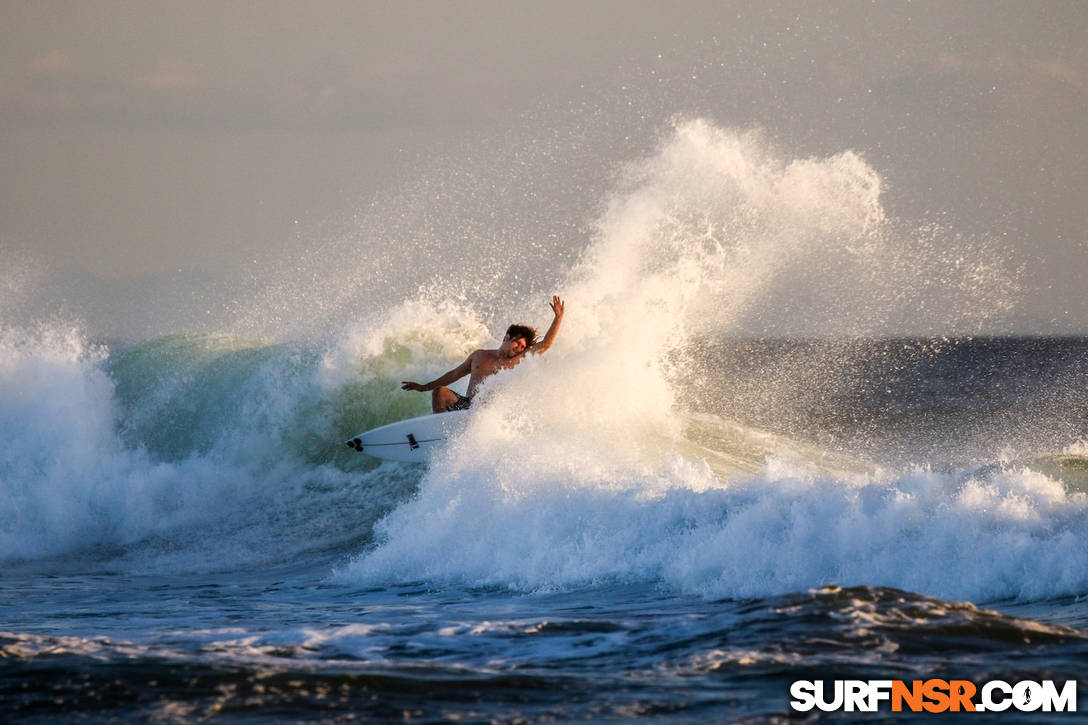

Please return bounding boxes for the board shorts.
[446,392,473,412]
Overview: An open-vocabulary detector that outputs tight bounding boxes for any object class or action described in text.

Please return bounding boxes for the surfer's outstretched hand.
[401,381,426,391]
[549,295,565,318]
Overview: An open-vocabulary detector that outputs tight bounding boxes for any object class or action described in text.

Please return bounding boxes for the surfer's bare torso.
[463,346,528,396]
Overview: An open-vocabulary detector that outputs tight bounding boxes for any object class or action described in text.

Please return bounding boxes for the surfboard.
[344,410,469,463]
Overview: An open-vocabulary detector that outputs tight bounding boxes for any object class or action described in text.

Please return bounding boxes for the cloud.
[29,51,75,78]
[2,43,428,131]
[1031,59,1083,90]
[24,88,77,113]
[130,58,203,95]
[2,51,81,117]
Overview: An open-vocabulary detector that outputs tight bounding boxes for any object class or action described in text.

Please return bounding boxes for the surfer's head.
[502,324,537,356]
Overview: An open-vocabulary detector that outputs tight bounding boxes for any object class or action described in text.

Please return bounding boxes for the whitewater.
[2,120,1086,722]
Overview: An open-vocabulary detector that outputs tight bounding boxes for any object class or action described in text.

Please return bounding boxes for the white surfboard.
[344,410,469,463]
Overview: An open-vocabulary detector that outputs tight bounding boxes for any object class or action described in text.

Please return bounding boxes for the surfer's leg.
[431,386,458,413]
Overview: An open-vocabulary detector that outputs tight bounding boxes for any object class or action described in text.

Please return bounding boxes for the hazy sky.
[1,1,1086,337]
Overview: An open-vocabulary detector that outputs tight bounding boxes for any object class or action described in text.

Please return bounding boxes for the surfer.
[401,295,565,413]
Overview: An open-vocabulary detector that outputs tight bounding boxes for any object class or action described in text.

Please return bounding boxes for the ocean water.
[3,121,1087,722]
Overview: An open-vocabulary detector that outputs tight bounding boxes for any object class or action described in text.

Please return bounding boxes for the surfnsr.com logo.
[790,679,1078,713]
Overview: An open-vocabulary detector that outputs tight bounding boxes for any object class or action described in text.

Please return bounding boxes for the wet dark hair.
[505,324,538,349]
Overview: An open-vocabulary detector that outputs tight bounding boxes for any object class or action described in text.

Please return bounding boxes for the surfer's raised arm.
[530,295,565,355]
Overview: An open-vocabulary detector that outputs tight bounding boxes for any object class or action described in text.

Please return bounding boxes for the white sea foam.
[0,323,157,559]
[344,452,1088,601]
[0,324,365,566]
[338,120,1076,602]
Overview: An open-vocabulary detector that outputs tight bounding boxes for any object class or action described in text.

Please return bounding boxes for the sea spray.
[338,120,1077,602]
[318,297,491,393]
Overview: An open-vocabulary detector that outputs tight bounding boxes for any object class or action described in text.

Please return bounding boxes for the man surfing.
[401,296,565,413]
